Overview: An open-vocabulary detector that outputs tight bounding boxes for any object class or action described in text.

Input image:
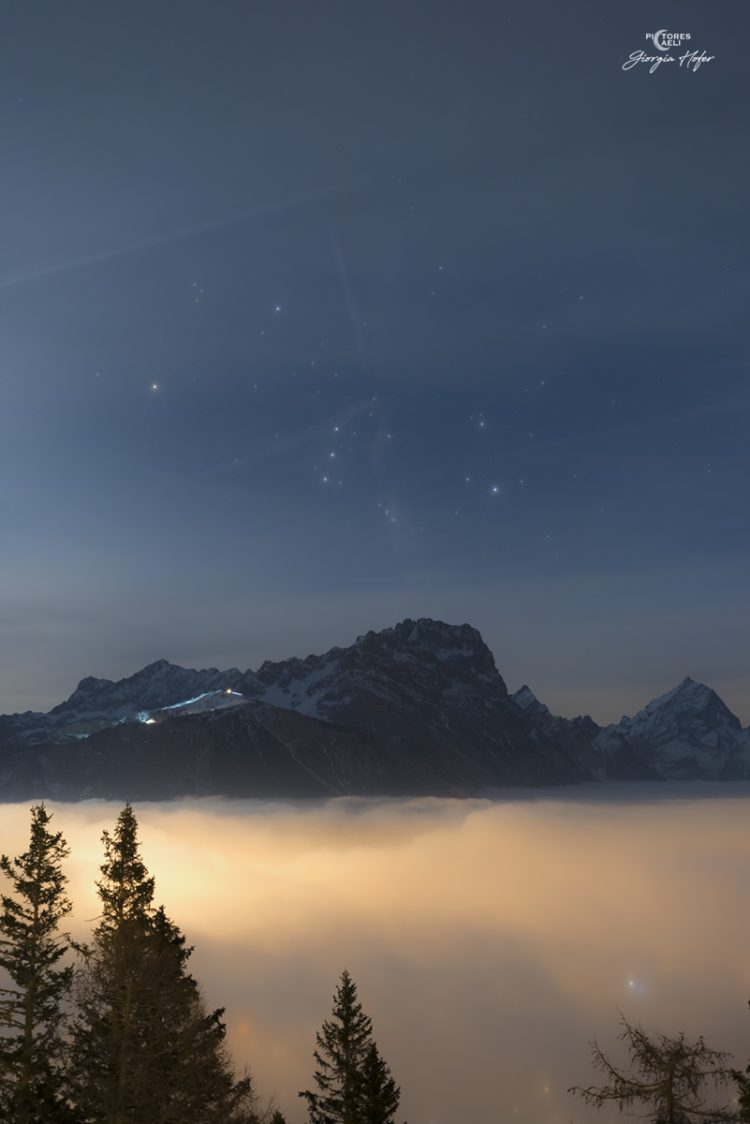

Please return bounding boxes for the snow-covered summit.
[594,676,748,779]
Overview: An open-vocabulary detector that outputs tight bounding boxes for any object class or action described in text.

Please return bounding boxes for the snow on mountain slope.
[1,661,258,747]
[250,619,507,723]
[1,621,748,797]
[594,677,749,779]
[51,659,251,719]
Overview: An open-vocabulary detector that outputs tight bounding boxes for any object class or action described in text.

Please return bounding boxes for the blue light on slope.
[162,691,214,710]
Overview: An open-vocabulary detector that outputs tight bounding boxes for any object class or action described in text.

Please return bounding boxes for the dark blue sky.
[1,0,748,722]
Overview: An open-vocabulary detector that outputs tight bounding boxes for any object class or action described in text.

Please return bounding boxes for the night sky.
[2,1,748,722]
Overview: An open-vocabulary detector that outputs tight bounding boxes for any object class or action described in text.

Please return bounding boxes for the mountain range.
[0,618,748,801]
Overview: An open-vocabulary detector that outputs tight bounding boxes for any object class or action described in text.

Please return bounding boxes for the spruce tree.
[69,804,259,1124]
[68,803,155,1123]
[0,803,75,1124]
[299,970,401,1124]
[131,906,259,1123]
[360,1042,401,1124]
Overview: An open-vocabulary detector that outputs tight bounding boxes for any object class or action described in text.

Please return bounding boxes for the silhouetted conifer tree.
[734,1066,750,1121]
[132,905,259,1123]
[569,1016,733,1124]
[299,970,401,1124]
[360,1042,401,1124]
[69,804,259,1124]
[68,803,154,1123]
[729,1001,750,1121]
[0,804,76,1124]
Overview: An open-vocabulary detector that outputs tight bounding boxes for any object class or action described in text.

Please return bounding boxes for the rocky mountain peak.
[49,675,115,715]
[50,658,244,722]
[138,658,174,674]
[352,618,504,686]
[512,685,546,712]
[370,617,488,653]
[594,676,746,780]
[631,677,741,731]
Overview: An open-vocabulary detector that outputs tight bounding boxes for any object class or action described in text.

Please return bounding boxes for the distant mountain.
[0,619,747,801]
[593,677,750,780]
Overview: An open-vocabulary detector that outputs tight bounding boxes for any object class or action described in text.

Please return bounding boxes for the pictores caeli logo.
[622,29,715,74]
[646,30,691,52]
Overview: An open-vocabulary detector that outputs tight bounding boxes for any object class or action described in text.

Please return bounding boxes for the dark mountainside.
[0,619,748,801]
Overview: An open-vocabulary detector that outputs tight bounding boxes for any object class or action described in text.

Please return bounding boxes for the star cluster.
[0,0,747,721]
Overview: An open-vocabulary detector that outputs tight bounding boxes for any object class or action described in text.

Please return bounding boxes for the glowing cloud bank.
[2,786,749,1123]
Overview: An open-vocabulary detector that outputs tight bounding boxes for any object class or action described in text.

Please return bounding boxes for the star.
[150,382,159,392]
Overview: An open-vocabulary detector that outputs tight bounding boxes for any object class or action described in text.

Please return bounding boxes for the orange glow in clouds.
[2,787,750,1124]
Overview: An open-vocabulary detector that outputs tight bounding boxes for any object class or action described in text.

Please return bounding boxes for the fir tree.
[299,970,402,1124]
[569,1016,734,1124]
[68,803,155,1123]
[70,804,259,1124]
[0,803,75,1124]
[131,906,259,1123]
[360,1042,401,1124]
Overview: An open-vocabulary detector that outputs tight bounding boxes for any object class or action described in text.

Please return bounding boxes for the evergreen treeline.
[5,803,750,1124]
[0,804,402,1124]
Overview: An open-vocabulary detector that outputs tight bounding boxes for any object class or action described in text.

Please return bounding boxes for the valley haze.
[1,618,748,802]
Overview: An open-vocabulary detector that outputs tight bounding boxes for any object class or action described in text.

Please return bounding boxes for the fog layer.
[3,787,750,1124]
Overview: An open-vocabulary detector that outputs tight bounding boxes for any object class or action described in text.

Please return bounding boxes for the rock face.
[0,620,747,801]
[511,686,605,779]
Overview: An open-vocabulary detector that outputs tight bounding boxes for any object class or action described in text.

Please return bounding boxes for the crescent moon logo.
[653,29,670,51]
